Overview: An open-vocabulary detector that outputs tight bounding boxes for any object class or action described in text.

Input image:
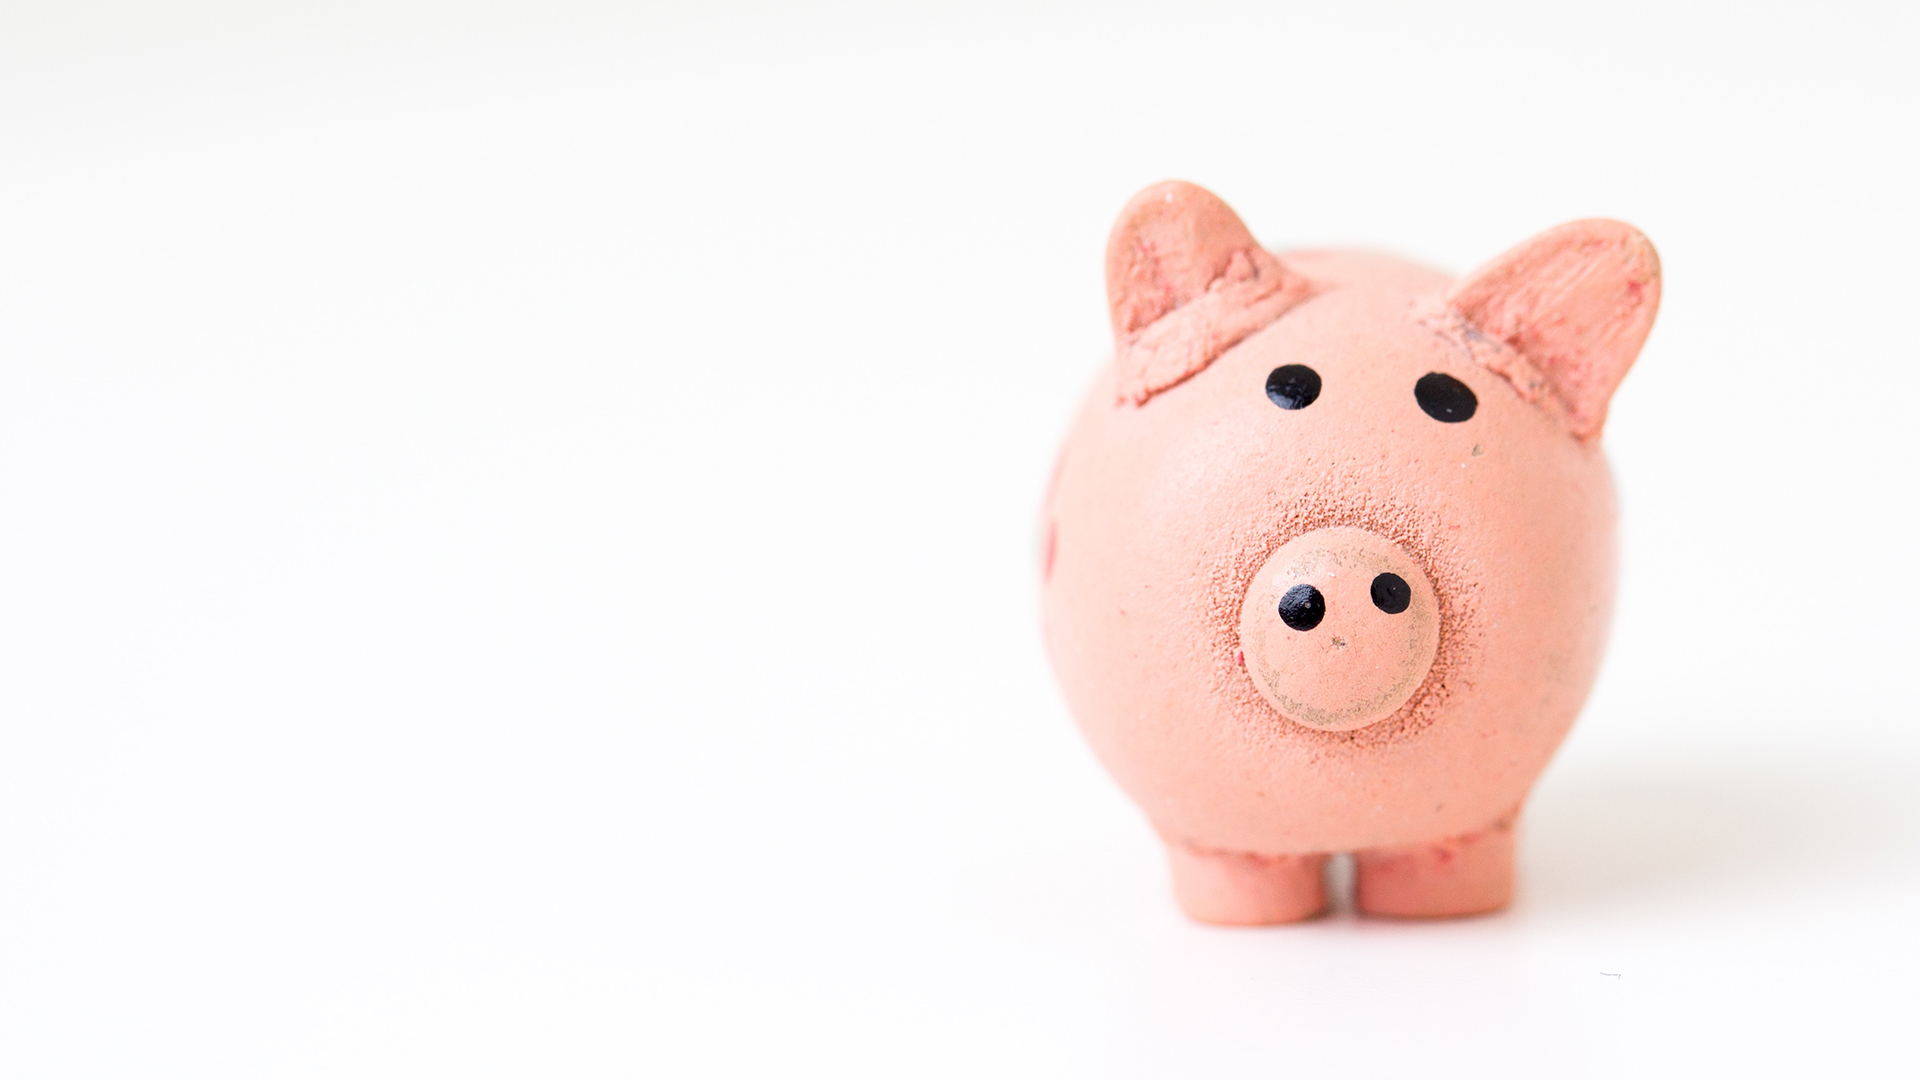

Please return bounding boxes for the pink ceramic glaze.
[1042,181,1659,923]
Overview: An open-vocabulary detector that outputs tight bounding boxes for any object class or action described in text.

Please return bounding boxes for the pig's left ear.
[1106,181,1315,405]
[1447,220,1661,440]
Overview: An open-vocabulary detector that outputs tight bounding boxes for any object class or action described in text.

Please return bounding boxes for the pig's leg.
[1353,815,1515,918]
[1164,839,1328,924]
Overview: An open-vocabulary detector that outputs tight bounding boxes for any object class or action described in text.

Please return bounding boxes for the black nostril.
[1371,572,1411,614]
[1278,584,1325,631]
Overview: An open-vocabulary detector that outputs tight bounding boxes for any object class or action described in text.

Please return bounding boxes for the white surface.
[1,3,1917,1076]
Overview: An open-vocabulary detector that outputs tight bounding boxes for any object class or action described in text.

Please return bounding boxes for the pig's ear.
[1447,219,1661,440]
[1105,181,1314,405]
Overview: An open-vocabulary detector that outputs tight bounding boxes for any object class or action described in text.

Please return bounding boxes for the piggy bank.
[1041,181,1659,923]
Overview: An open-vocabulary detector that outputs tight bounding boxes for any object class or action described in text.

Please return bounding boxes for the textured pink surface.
[1446,220,1660,441]
[1354,815,1517,918]
[1164,842,1329,925]
[1106,181,1315,405]
[1042,182,1659,922]
[1239,527,1440,731]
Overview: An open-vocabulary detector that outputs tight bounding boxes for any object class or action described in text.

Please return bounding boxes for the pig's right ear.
[1105,181,1314,405]
[1446,219,1661,440]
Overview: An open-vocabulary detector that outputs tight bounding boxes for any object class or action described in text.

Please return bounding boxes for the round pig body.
[1041,182,1660,923]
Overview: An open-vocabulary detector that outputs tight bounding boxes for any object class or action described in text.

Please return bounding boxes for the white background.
[2,2,1916,1076]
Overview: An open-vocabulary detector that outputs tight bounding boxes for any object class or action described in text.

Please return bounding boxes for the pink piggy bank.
[1042,181,1660,923]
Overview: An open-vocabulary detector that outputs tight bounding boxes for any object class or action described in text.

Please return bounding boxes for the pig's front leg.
[1353,814,1516,918]
[1163,839,1329,925]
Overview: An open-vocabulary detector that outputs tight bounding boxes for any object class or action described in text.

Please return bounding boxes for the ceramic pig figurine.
[1041,181,1659,923]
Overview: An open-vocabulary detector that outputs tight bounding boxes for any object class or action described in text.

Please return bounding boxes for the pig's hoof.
[1165,840,1328,925]
[1353,817,1515,918]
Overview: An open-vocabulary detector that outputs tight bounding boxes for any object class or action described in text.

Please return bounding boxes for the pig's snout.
[1238,527,1440,731]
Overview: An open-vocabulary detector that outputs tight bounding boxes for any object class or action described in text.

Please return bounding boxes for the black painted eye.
[1266,365,1321,410]
[1277,583,1325,631]
[1415,372,1477,422]
[1371,572,1411,614]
